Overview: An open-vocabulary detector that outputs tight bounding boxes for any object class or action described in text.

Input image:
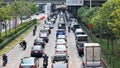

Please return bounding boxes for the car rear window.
[54,56,66,61]
[35,39,43,42]
[32,46,41,50]
[22,59,34,64]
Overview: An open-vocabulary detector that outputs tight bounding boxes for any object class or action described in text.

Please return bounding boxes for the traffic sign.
[66,0,84,6]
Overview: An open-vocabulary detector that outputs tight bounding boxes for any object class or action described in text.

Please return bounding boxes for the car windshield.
[32,46,41,50]
[45,25,49,28]
[74,25,80,28]
[54,55,67,61]
[77,36,88,41]
[57,45,66,50]
[35,38,43,42]
[40,30,47,33]
[57,39,65,43]
[79,43,84,47]
[76,32,85,35]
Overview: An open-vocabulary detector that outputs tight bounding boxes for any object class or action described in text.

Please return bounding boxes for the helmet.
[21,37,24,42]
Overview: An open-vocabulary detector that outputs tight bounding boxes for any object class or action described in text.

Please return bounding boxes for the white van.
[83,43,101,67]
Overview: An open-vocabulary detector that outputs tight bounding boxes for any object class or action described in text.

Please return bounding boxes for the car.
[50,18,56,24]
[56,29,66,38]
[76,34,88,43]
[58,23,66,30]
[19,57,39,68]
[47,21,54,29]
[71,24,81,32]
[31,45,44,57]
[51,54,69,63]
[75,29,85,38]
[55,45,67,55]
[57,35,67,42]
[44,24,51,34]
[40,29,49,36]
[76,42,84,56]
[34,38,46,47]
[39,30,49,43]
[56,39,67,47]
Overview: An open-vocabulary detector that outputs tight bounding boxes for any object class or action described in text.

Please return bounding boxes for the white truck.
[83,43,101,68]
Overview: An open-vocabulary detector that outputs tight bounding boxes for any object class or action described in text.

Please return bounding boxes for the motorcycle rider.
[33,28,36,36]
[22,40,27,50]
[43,54,48,68]
[2,54,8,66]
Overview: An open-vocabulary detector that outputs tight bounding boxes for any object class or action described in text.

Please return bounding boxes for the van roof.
[84,43,100,47]
[76,34,88,37]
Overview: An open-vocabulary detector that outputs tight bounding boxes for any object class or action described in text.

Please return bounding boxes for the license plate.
[34,51,38,53]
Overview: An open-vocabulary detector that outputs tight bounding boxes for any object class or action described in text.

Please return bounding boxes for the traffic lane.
[66,27,83,68]
[0,19,45,68]
[37,15,59,68]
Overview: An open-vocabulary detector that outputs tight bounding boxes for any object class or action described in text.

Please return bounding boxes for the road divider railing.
[0,19,37,50]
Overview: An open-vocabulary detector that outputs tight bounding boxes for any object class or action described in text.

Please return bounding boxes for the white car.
[56,39,67,47]
[55,45,67,55]
[57,35,67,41]
[44,24,50,30]
[75,28,85,35]
[47,22,54,29]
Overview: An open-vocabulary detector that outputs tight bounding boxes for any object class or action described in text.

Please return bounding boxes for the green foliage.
[90,0,120,38]
[78,6,100,25]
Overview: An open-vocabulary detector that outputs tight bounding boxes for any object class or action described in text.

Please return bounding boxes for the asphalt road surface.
[0,13,84,68]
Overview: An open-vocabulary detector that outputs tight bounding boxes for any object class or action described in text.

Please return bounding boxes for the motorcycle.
[3,58,7,66]
[19,42,26,50]
[43,60,48,68]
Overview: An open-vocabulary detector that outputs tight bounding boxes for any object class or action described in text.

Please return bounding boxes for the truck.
[83,43,101,67]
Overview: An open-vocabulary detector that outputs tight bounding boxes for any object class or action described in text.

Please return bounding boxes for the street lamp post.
[90,0,92,9]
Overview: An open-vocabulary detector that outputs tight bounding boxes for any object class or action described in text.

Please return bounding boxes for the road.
[0,13,83,68]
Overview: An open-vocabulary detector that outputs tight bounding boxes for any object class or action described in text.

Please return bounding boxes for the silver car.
[56,39,66,46]
[19,57,39,68]
[55,45,67,55]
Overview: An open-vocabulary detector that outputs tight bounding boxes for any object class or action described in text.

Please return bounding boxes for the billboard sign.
[66,0,84,6]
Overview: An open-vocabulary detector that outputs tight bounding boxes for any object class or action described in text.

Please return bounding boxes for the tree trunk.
[0,22,2,37]
[9,20,11,34]
[5,21,7,37]
[14,16,18,33]
[99,25,102,42]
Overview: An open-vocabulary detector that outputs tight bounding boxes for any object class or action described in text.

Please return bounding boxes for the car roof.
[76,34,88,37]
[75,29,83,32]
[57,35,65,38]
[56,39,66,43]
[32,46,42,50]
[56,45,66,50]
